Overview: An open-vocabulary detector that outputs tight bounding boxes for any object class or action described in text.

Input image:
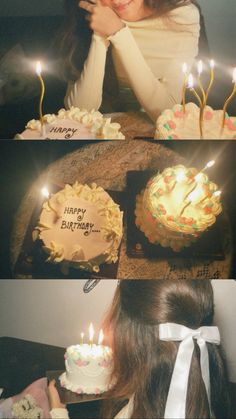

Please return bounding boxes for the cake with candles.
[33,182,123,274]
[155,102,236,140]
[59,327,113,395]
[15,107,125,140]
[135,164,222,252]
[155,64,236,140]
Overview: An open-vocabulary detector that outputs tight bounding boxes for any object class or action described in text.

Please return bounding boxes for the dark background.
[0,140,235,279]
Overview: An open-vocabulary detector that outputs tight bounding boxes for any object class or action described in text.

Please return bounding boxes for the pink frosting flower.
[174,111,185,118]
[76,388,83,394]
[99,360,111,368]
[225,119,236,131]
[95,388,101,395]
[204,111,214,120]
[167,120,177,129]
[76,359,89,367]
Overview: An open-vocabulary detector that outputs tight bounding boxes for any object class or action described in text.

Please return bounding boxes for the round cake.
[155,103,236,139]
[15,107,125,139]
[59,344,113,394]
[135,165,222,252]
[33,182,123,273]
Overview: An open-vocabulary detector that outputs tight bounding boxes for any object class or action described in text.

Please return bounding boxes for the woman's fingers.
[79,0,95,13]
[48,379,65,409]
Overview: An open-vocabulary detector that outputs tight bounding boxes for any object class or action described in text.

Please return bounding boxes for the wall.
[0,1,63,16]
[198,0,236,66]
[0,280,235,382]
[0,280,118,347]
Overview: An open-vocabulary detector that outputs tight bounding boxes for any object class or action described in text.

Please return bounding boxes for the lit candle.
[81,332,84,345]
[197,189,221,205]
[197,60,206,104]
[187,74,203,139]
[41,186,50,199]
[89,323,94,347]
[205,59,215,105]
[180,189,201,216]
[98,329,104,345]
[221,67,236,132]
[36,61,45,137]
[183,161,215,202]
[199,160,215,173]
[213,190,221,198]
[41,186,58,216]
[182,63,188,114]
[170,170,186,191]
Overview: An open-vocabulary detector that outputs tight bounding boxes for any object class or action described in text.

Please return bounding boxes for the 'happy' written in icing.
[49,127,78,138]
[64,206,86,221]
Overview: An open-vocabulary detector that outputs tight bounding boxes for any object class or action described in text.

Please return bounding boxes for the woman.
[49,280,231,418]
[58,0,204,120]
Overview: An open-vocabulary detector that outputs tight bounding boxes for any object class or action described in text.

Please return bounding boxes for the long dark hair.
[57,0,208,82]
[101,280,230,419]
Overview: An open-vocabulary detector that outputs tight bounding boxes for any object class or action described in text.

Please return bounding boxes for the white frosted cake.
[15,107,125,139]
[155,103,236,139]
[33,182,123,273]
[59,344,113,394]
[135,165,222,252]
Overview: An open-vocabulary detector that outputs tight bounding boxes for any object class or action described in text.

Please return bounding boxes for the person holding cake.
[57,0,206,121]
[48,280,231,418]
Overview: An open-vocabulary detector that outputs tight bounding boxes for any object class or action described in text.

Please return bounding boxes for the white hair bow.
[159,323,220,419]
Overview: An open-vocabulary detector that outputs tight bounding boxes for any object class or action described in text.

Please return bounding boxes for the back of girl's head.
[103,280,230,419]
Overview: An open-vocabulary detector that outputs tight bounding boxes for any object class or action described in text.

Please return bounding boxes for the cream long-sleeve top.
[65,3,200,121]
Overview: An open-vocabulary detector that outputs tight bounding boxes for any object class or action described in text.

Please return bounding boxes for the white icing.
[60,344,113,394]
[34,182,123,272]
[135,165,222,252]
[15,107,125,140]
[155,103,236,140]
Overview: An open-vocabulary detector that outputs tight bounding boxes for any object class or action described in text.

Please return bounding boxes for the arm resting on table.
[65,34,109,110]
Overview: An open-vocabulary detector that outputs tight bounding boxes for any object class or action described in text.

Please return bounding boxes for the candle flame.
[206,160,215,169]
[210,59,215,69]
[232,68,236,84]
[213,190,221,197]
[189,189,201,202]
[187,74,194,89]
[81,332,84,339]
[89,323,94,342]
[98,329,104,345]
[182,63,188,75]
[195,173,203,182]
[41,187,49,198]
[36,61,42,76]
[176,171,185,182]
[198,60,203,75]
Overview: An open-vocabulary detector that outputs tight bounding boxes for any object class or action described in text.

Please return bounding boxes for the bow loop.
[159,323,220,419]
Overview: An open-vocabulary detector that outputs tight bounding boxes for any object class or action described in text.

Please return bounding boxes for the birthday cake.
[60,344,113,394]
[33,182,123,273]
[135,165,222,252]
[155,103,236,139]
[15,107,125,139]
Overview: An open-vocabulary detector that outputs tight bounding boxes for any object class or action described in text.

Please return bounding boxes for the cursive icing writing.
[60,220,100,236]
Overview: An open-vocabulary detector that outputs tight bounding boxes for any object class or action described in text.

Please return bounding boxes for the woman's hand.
[48,380,65,410]
[79,0,125,37]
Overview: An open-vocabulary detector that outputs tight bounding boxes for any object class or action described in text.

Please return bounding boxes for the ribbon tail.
[164,337,194,419]
[198,338,211,416]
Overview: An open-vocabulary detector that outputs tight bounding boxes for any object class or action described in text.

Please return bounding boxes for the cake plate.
[14,183,124,279]
[126,170,225,260]
[46,371,108,405]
